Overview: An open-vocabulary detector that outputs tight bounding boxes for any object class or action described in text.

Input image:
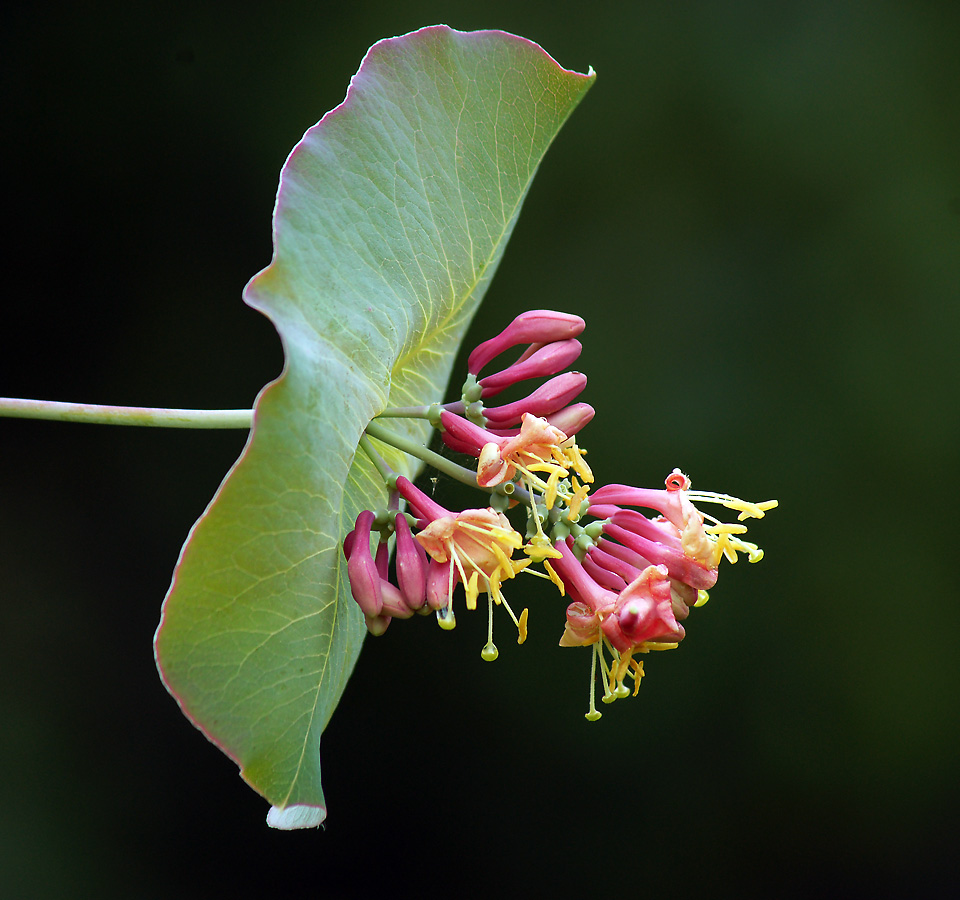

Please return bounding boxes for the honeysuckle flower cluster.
[347,311,777,720]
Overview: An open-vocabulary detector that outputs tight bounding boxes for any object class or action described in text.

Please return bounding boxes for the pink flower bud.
[346,510,383,617]
[467,310,585,375]
[364,613,391,636]
[426,557,454,611]
[594,536,649,571]
[478,339,583,397]
[375,540,389,580]
[342,527,357,559]
[379,581,415,618]
[486,403,595,440]
[482,372,587,428]
[542,403,594,438]
[438,409,496,457]
[394,513,427,610]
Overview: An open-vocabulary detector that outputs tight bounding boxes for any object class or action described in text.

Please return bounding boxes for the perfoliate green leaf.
[154,25,594,828]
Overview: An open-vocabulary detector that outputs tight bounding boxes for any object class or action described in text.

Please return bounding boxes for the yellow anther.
[543,467,564,510]
[615,650,634,684]
[704,522,749,535]
[566,478,590,521]
[517,607,529,644]
[729,498,779,520]
[465,571,479,610]
[630,660,645,696]
[490,541,517,578]
[695,590,710,607]
[543,559,566,596]
[561,440,594,484]
[641,641,679,651]
[524,534,562,563]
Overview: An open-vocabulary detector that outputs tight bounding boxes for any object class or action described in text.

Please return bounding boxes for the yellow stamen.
[526,460,568,477]
[585,644,602,721]
[511,557,532,576]
[495,593,526,642]
[685,491,779,521]
[481,597,499,661]
[597,638,617,703]
[512,464,553,494]
[458,520,523,549]
[488,567,504,604]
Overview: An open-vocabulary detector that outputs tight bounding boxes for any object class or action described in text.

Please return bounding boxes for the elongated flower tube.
[590,469,777,569]
[600,513,719,590]
[467,310,585,376]
[478,339,583,397]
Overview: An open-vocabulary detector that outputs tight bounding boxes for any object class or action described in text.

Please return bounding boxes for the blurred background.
[2,1,958,897]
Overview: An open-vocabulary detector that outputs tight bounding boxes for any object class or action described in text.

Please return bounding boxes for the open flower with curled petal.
[441,409,593,502]
[417,508,526,612]
[477,413,570,488]
[550,537,685,719]
[395,476,531,658]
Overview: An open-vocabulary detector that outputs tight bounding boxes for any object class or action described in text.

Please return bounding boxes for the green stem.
[363,419,530,504]
[375,406,432,418]
[358,433,395,485]
[0,397,253,429]
[363,419,482,491]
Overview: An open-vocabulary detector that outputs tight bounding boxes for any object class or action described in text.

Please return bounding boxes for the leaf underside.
[154,25,594,828]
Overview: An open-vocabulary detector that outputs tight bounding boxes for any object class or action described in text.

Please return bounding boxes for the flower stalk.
[0,397,253,429]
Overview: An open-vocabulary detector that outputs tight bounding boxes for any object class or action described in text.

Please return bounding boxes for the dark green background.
[2,2,958,897]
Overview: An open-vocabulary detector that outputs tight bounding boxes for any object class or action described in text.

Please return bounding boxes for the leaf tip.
[266,803,327,830]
